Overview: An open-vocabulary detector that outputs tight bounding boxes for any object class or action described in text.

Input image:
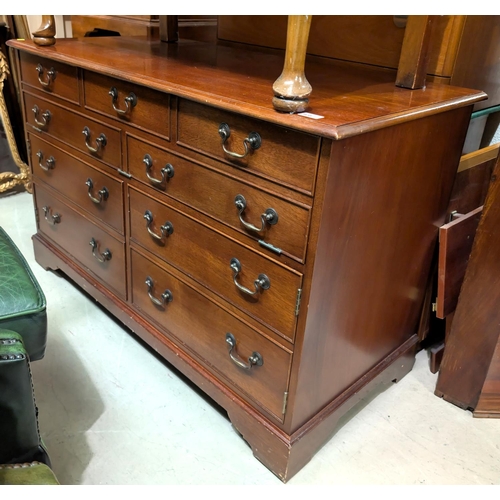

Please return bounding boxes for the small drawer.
[24,93,121,168]
[127,135,311,261]
[131,248,291,420]
[84,71,170,139]
[29,133,124,234]
[177,99,320,193]
[20,52,79,104]
[34,183,126,298]
[129,187,302,341]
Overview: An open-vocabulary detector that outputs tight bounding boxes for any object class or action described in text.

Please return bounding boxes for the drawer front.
[177,99,320,193]
[131,248,291,420]
[24,93,121,167]
[29,134,124,234]
[20,52,79,104]
[127,135,311,261]
[84,71,170,139]
[34,183,126,298]
[129,187,301,341]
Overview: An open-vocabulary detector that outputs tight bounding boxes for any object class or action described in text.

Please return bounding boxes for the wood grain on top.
[7,37,486,140]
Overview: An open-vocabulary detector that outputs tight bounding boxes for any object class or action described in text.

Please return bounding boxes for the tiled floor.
[1,189,499,485]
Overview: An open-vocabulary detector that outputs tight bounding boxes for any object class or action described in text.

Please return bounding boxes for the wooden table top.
[8,36,487,140]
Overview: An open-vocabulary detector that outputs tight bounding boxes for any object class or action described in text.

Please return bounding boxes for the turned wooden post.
[32,15,56,46]
[396,15,434,89]
[159,15,179,43]
[272,15,312,113]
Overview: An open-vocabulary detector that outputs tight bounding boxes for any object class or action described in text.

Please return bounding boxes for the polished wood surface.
[20,52,80,105]
[126,134,311,262]
[71,15,159,39]
[130,247,292,421]
[435,153,500,415]
[7,38,485,140]
[34,183,126,298]
[29,132,125,234]
[31,15,56,47]
[9,35,484,481]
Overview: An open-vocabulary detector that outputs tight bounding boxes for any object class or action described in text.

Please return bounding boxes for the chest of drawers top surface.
[9,37,486,140]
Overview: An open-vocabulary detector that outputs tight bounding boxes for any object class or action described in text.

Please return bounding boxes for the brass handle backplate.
[36,150,55,171]
[32,105,51,128]
[230,258,270,297]
[218,123,261,159]
[145,276,173,307]
[143,154,174,187]
[42,206,60,225]
[234,194,278,234]
[89,237,112,263]
[225,333,263,370]
[82,126,107,154]
[36,63,56,87]
[85,178,109,204]
[143,210,174,241]
[108,87,137,115]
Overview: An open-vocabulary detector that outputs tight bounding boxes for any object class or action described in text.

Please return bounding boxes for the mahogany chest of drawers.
[8,36,485,482]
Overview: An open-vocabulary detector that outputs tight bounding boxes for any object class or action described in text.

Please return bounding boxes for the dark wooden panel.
[29,133,124,234]
[34,183,126,298]
[127,134,311,262]
[23,92,121,168]
[20,51,79,105]
[436,154,500,411]
[84,70,171,140]
[128,186,302,341]
[436,206,483,319]
[130,247,292,421]
[177,99,320,194]
[289,106,473,429]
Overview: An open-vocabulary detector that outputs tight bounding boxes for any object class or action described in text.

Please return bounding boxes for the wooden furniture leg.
[396,15,434,89]
[159,16,179,43]
[32,15,56,47]
[272,15,312,113]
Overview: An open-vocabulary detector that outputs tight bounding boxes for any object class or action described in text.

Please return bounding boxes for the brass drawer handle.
[36,63,56,87]
[32,105,51,128]
[89,237,112,263]
[143,154,174,186]
[42,206,60,225]
[82,126,107,154]
[143,210,174,241]
[108,87,137,115]
[225,333,263,370]
[85,178,109,204]
[36,150,55,171]
[218,123,261,159]
[145,276,173,307]
[234,194,278,234]
[230,258,270,297]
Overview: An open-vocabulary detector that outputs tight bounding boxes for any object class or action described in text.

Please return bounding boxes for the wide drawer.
[20,52,79,104]
[23,93,121,167]
[84,71,170,139]
[129,186,302,341]
[131,248,291,420]
[34,183,126,298]
[177,99,320,194]
[127,135,311,261]
[29,133,124,234]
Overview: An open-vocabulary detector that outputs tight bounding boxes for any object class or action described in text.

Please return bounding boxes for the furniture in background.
[435,152,500,417]
[0,227,57,484]
[7,29,484,480]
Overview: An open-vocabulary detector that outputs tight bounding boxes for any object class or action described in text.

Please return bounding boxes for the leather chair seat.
[0,227,47,361]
